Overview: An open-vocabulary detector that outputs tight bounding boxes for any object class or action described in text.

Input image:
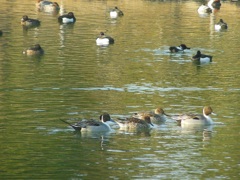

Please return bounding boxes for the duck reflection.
[59,23,75,48]
[74,132,112,150]
[179,124,214,141]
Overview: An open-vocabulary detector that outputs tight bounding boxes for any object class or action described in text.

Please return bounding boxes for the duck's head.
[100,112,115,124]
[33,44,42,50]
[203,106,216,116]
[53,2,60,7]
[68,12,75,18]
[196,50,201,56]
[180,44,190,50]
[21,15,29,22]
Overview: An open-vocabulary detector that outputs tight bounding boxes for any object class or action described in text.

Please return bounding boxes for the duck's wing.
[200,54,212,58]
[117,117,144,125]
[78,119,101,127]
[60,119,82,131]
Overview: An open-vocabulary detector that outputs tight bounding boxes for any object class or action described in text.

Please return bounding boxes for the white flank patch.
[62,17,74,23]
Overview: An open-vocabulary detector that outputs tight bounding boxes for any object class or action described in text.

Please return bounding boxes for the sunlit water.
[0,0,239,179]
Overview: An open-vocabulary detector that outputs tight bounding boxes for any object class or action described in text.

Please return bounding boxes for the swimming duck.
[197,4,212,14]
[171,106,215,126]
[21,15,41,27]
[96,32,114,46]
[191,50,213,63]
[169,44,191,53]
[208,0,221,9]
[36,0,53,6]
[23,44,44,55]
[133,107,168,124]
[61,113,114,132]
[115,115,153,131]
[58,12,76,24]
[110,7,124,18]
[215,19,228,31]
[36,0,60,12]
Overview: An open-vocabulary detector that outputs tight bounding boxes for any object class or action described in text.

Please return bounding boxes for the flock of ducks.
[57,0,222,133]
[2,0,224,133]
[61,106,216,133]
[15,0,228,65]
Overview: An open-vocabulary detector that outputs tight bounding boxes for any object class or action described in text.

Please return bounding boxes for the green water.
[0,0,239,179]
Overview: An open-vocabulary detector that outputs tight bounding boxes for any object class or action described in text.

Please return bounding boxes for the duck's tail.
[60,119,81,131]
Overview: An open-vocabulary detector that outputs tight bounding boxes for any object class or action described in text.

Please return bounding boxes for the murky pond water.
[0,0,239,179]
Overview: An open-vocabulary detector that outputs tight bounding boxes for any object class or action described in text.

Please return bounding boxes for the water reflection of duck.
[215,19,228,31]
[133,108,168,124]
[169,44,191,53]
[171,106,216,126]
[61,113,114,132]
[110,7,124,18]
[191,50,213,64]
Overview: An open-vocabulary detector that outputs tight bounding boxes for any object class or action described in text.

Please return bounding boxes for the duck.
[0,30,2,36]
[208,0,221,10]
[133,107,168,124]
[23,44,44,55]
[21,15,41,27]
[115,115,153,131]
[169,44,191,53]
[171,106,216,126]
[58,12,76,24]
[197,4,212,14]
[215,19,228,31]
[60,113,114,132]
[36,0,60,12]
[110,7,124,18]
[96,32,114,46]
[191,50,213,63]
[36,0,53,6]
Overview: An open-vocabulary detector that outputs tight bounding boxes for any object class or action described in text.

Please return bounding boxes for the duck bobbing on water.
[21,15,41,27]
[171,106,216,126]
[115,115,154,132]
[215,19,228,31]
[208,0,221,10]
[133,107,168,124]
[61,113,115,132]
[96,32,114,46]
[23,44,44,56]
[36,0,60,13]
[197,4,212,14]
[169,44,191,53]
[110,7,124,18]
[191,50,213,64]
[58,12,76,24]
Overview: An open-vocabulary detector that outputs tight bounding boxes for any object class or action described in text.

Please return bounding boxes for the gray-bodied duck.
[171,106,216,126]
[61,113,114,132]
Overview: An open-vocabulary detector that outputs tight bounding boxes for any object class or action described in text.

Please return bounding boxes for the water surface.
[0,0,239,179]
